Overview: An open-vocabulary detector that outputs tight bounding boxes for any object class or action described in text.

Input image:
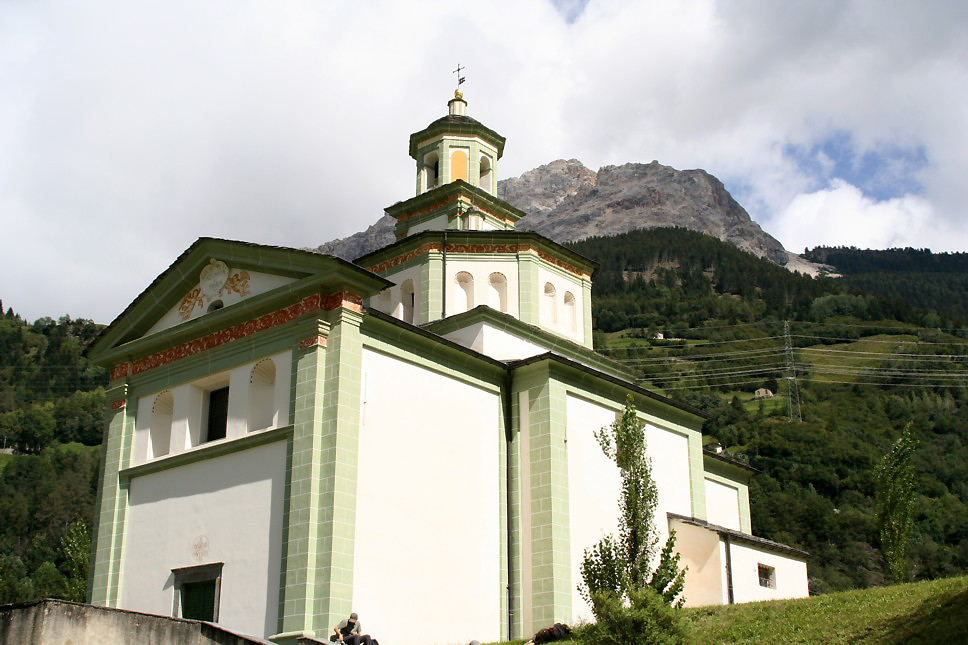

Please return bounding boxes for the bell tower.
[410,91,505,196]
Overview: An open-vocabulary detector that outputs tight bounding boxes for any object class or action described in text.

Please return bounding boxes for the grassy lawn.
[483,575,968,644]
[0,450,13,472]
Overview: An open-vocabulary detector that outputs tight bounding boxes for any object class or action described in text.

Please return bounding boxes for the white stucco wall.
[565,395,622,624]
[728,541,809,603]
[441,323,548,361]
[146,270,295,336]
[379,266,422,323]
[564,395,693,622]
[353,348,501,645]
[445,259,519,318]
[536,266,585,344]
[131,352,291,466]
[120,439,287,639]
[705,478,742,531]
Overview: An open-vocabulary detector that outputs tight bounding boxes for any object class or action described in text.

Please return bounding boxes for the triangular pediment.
[89,237,390,364]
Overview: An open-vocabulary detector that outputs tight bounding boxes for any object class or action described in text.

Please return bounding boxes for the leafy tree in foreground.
[875,423,919,584]
[579,396,687,615]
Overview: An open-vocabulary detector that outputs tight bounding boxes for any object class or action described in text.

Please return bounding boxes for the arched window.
[543,282,557,325]
[401,279,415,324]
[450,149,468,183]
[488,272,508,313]
[149,390,173,459]
[248,358,276,432]
[424,152,439,190]
[564,291,578,332]
[455,272,474,313]
[479,154,493,193]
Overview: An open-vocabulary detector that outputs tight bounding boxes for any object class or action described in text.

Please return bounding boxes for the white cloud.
[772,180,946,252]
[1,0,967,322]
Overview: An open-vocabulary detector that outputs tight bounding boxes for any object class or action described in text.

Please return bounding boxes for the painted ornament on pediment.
[200,259,230,300]
[177,259,252,320]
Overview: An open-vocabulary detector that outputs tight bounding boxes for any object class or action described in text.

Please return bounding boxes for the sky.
[2,0,967,324]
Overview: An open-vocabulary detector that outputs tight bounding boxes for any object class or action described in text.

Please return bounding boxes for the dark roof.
[703,448,760,474]
[668,513,809,558]
[409,114,506,158]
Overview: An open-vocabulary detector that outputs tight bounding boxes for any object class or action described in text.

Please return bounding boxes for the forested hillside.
[804,246,968,321]
[0,306,105,603]
[568,229,968,592]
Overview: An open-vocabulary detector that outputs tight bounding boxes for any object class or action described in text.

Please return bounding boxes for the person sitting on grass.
[332,612,372,645]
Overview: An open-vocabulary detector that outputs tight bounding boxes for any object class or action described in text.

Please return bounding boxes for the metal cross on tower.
[453,64,466,89]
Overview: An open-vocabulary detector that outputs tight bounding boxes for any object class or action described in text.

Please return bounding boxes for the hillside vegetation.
[485,574,968,644]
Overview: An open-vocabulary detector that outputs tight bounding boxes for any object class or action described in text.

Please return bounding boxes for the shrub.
[575,588,685,645]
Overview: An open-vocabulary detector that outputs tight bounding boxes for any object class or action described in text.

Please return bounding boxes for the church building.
[87,91,809,645]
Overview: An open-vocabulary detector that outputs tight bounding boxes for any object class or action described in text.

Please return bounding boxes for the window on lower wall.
[758,563,776,589]
[172,562,223,622]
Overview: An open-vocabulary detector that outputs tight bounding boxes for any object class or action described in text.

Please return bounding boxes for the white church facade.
[87,92,808,645]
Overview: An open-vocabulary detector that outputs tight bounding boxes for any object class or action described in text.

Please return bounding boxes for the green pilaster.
[275,320,330,641]
[422,251,443,323]
[582,278,593,349]
[688,433,707,522]
[518,253,540,326]
[312,305,365,634]
[89,383,134,606]
[524,377,572,629]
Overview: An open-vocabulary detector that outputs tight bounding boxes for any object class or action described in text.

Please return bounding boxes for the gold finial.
[455,89,463,100]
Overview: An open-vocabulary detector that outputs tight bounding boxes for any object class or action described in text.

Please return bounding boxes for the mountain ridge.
[316,159,808,271]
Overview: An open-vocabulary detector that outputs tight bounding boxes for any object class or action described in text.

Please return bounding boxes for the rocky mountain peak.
[315,159,792,268]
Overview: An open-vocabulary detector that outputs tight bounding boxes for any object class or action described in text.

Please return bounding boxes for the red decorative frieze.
[110,363,131,381]
[363,243,442,274]
[298,336,327,350]
[111,399,127,410]
[534,248,592,280]
[321,291,363,313]
[132,293,322,376]
[392,195,458,222]
[362,242,589,280]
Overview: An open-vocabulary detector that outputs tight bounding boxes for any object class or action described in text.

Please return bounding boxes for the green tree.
[60,521,90,602]
[580,396,687,612]
[875,423,919,583]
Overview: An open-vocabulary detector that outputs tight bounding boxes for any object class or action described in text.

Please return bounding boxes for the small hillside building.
[87,92,808,645]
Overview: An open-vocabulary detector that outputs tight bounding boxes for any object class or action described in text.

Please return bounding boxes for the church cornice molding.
[385,180,525,225]
[355,231,597,280]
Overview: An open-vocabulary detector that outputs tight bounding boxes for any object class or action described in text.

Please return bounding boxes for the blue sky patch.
[784,132,928,200]
[552,0,590,24]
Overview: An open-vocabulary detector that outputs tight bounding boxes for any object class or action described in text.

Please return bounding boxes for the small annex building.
[87,92,809,645]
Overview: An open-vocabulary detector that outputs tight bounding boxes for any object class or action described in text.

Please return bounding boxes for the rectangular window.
[758,563,776,589]
[172,562,223,622]
[205,386,229,442]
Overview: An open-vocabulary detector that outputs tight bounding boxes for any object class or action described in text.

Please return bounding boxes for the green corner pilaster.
[312,305,365,634]
[518,253,539,327]
[89,382,134,606]
[688,433,707,522]
[582,278,593,349]
[525,378,572,629]
[275,320,330,642]
[422,252,443,323]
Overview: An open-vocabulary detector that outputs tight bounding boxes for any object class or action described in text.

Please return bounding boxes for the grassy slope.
[484,575,968,645]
